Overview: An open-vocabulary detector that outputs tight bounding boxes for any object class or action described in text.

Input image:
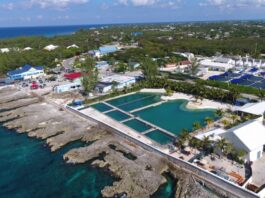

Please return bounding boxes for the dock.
[130,101,166,113]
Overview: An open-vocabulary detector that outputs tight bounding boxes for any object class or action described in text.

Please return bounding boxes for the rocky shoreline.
[0,87,224,198]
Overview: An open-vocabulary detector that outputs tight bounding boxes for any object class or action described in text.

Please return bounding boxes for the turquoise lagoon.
[93,93,217,144]
[133,99,217,136]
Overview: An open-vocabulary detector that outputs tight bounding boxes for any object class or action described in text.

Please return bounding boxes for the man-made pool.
[133,100,216,136]
[91,93,217,145]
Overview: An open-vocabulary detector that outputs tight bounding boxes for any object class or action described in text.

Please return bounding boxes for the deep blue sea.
[0,125,176,198]
[0,25,106,39]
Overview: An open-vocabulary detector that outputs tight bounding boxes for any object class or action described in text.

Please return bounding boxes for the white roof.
[67,44,79,49]
[238,102,265,115]
[0,48,9,53]
[44,44,58,51]
[200,59,234,69]
[195,128,226,141]
[222,120,265,152]
[100,75,135,84]
[23,47,32,51]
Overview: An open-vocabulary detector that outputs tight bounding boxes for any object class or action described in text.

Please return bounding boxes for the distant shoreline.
[0,19,264,39]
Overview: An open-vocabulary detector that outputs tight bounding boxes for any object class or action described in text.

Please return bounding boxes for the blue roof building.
[7,64,45,80]
[99,45,118,55]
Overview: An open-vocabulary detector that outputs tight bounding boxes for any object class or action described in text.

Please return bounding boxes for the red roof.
[179,60,191,65]
[64,72,82,80]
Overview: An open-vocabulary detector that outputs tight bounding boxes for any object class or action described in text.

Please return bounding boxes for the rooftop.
[238,101,265,116]
[7,64,44,76]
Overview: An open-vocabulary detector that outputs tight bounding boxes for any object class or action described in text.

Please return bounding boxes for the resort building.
[98,74,136,92]
[221,120,265,162]
[237,101,265,116]
[44,44,59,51]
[7,64,45,80]
[200,58,235,72]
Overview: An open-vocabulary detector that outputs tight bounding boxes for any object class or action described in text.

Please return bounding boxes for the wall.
[67,106,260,198]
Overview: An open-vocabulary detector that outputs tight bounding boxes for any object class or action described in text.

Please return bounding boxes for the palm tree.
[193,122,201,131]
[201,136,212,152]
[216,138,228,153]
[221,119,229,128]
[257,89,265,101]
[215,109,224,118]
[231,114,238,124]
[204,117,214,128]
[190,58,199,76]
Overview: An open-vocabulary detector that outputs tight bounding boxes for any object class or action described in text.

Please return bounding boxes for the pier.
[129,101,166,113]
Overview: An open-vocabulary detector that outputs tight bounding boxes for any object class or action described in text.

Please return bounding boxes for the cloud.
[29,0,88,9]
[201,0,265,8]
[0,3,14,10]
[117,0,181,7]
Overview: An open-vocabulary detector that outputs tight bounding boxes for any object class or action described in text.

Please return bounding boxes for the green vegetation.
[1,21,265,76]
[79,57,98,94]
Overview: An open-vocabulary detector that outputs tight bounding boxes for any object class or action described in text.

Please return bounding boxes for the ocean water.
[0,25,105,39]
[0,125,176,197]
[0,125,115,198]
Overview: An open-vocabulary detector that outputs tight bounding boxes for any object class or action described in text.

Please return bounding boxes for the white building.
[100,74,136,89]
[0,48,10,53]
[221,120,265,162]
[44,44,58,51]
[7,64,45,80]
[200,58,235,72]
[237,101,265,116]
[54,81,82,93]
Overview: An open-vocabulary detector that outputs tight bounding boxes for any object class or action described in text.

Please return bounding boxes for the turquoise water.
[145,130,174,145]
[106,110,130,121]
[152,172,177,198]
[0,125,116,198]
[134,100,216,136]
[92,103,112,112]
[123,119,152,133]
[107,93,161,112]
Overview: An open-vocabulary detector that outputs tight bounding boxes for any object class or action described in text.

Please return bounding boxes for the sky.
[0,0,264,27]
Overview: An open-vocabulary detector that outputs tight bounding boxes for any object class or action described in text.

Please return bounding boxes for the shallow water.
[0,125,115,198]
[0,125,176,198]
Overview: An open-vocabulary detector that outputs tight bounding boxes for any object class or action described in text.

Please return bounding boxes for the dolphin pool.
[91,93,217,145]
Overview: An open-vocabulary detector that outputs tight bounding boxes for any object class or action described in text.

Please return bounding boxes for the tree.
[201,136,212,152]
[113,62,128,73]
[192,122,201,131]
[141,57,158,81]
[216,138,228,153]
[257,89,265,101]
[204,117,214,128]
[80,57,98,94]
[231,114,238,124]
[215,109,224,117]
[190,58,199,76]
[229,87,240,103]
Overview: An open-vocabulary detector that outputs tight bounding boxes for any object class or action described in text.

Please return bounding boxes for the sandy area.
[140,88,166,93]
[161,92,232,110]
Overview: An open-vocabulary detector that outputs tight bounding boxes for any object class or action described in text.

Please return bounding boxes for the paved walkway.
[251,154,265,187]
